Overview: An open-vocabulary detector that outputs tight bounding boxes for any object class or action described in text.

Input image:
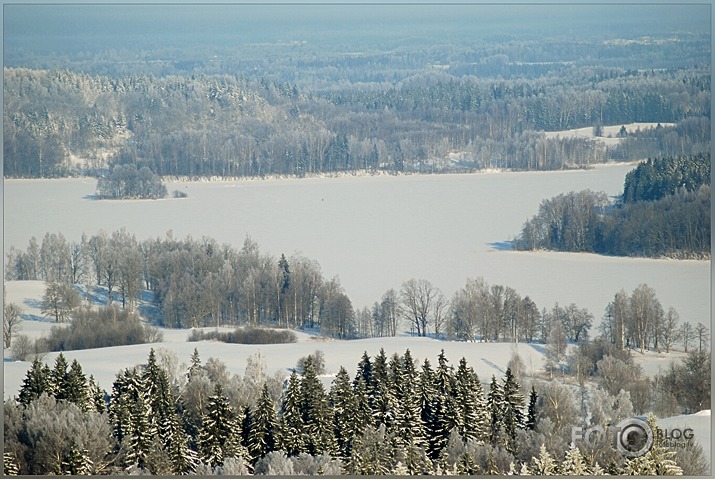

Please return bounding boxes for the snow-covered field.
[3,165,709,325]
[3,280,710,468]
[544,122,676,146]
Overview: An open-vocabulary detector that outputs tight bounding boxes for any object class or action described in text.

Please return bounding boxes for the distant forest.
[3,29,710,179]
[514,153,711,258]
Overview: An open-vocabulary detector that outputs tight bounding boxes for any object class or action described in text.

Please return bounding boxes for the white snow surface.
[3,165,709,327]
[657,410,711,470]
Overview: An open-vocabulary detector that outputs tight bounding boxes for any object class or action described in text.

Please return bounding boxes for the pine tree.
[247,383,277,463]
[392,350,427,456]
[198,383,245,468]
[18,357,52,406]
[277,371,306,456]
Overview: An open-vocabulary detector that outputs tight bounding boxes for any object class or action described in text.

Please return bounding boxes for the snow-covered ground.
[657,409,711,470]
[544,122,676,146]
[3,165,709,327]
[3,279,710,469]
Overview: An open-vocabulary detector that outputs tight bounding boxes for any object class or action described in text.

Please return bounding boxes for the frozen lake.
[3,165,710,326]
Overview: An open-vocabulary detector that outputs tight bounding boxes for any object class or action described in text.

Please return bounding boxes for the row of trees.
[8,347,707,475]
[8,228,698,355]
[600,284,709,354]
[514,154,711,258]
[4,64,709,179]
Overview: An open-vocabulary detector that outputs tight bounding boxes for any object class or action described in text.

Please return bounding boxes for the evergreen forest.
[4,347,710,475]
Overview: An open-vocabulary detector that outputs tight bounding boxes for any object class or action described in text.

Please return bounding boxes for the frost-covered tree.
[41,280,80,322]
[346,423,393,475]
[299,356,337,455]
[531,444,559,475]
[247,383,277,463]
[277,371,306,456]
[330,366,358,458]
[502,367,526,444]
[453,357,487,442]
[623,414,683,475]
[560,443,589,475]
[198,383,246,467]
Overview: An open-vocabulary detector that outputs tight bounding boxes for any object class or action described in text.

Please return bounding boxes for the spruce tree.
[60,441,93,475]
[453,357,488,442]
[531,444,559,475]
[623,413,683,475]
[188,347,202,379]
[50,353,70,400]
[66,359,90,410]
[487,375,507,447]
[277,371,306,456]
[526,385,538,430]
[501,367,526,453]
[299,356,337,456]
[18,357,52,406]
[247,383,277,463]
[330,366,358,458]
[198,383,245,467]
[561,443,589,475]
[370,348,393,428]
[88,375,106,413]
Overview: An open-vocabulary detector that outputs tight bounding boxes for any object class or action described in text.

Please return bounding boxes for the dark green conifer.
[18,357,52,406]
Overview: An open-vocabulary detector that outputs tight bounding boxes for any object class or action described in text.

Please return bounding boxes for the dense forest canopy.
[514,153,711,258]
[3,4,710,179]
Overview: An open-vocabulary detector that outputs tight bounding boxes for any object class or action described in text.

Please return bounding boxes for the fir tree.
[247,383,277,463]
[277,371,306,456]
[18,357,52,406]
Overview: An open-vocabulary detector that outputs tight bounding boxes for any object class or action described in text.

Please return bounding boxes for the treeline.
[4,65,709,179]
[8,230,695,354]
[6,348,706,475]
[514,154,711,258]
